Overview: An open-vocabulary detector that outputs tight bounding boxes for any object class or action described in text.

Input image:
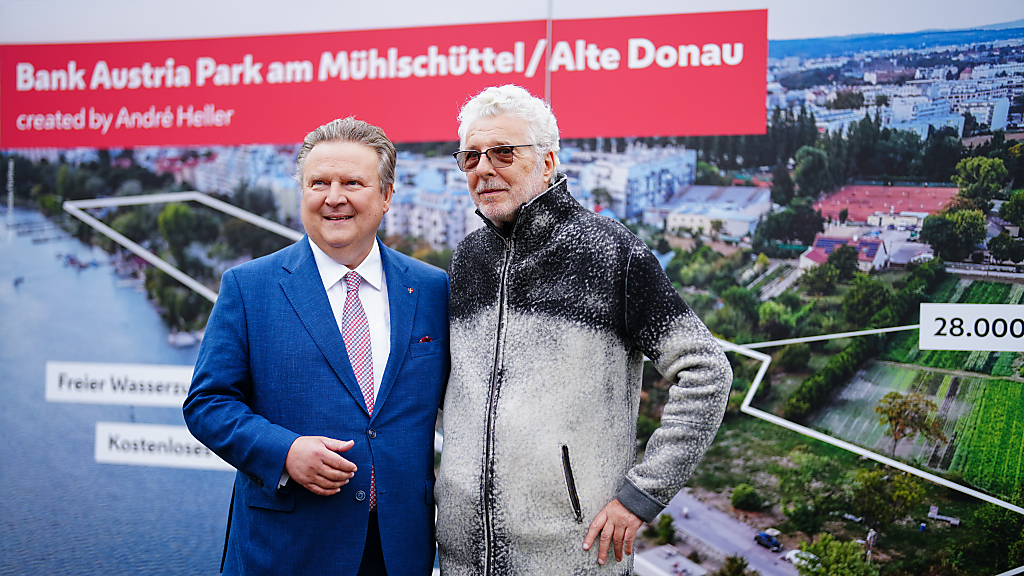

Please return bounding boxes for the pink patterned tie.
[342,271,375,509]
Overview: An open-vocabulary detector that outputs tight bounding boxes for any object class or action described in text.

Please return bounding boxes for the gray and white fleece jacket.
[435,175,731,575]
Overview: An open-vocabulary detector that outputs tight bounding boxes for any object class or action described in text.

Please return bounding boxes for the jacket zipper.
[561,445,584,523]
[483,234,514,575]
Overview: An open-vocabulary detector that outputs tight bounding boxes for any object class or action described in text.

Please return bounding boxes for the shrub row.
[784,260,946,420]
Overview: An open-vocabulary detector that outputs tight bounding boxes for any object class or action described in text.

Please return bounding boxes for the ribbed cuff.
[616,478,665,524]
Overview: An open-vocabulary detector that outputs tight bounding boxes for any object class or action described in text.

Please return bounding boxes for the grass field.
[809,360,1024,500]
[880,279,1024,377]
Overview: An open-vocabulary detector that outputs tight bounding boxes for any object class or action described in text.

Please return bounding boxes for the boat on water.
[167,330,197,347]
[56,253,99,268]
[167,328,205,347]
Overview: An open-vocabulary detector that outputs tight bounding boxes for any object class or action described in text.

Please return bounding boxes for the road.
[654,489,799,576]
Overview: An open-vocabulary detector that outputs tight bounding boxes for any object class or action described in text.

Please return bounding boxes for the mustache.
[475,183,509,194]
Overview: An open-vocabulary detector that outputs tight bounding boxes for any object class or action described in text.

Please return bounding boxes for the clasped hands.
[284,436,358,496]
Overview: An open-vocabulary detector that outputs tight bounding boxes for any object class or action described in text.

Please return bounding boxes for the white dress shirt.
[280,239,392,489]
[309,237,391,397]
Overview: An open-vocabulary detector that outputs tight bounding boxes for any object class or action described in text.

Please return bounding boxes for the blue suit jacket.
[184,237,449,575]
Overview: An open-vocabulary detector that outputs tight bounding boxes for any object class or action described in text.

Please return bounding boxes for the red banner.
[0,10,766,148]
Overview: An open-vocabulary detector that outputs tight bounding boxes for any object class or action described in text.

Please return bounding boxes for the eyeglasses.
[453,144,534,172]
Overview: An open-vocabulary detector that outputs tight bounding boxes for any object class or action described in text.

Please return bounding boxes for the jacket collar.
[476,173,576,244]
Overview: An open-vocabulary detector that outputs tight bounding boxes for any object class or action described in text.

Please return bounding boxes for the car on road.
[754,531,783,552]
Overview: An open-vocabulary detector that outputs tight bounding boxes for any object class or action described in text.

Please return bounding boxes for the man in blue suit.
[184,117,448,576]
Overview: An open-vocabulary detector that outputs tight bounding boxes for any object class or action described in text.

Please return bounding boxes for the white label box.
[95,422,233,471]
[919,303,1024,352]
[46,361,193,407]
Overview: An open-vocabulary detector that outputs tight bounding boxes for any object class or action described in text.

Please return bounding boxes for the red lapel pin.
[408,287,414,293]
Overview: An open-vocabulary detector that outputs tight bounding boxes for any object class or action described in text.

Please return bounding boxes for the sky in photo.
[1,0,1023,44]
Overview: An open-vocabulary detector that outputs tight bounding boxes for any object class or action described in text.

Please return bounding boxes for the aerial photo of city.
[3,7,1024,576]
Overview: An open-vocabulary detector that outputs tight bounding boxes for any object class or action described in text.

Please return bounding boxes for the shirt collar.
[308,237,385,292]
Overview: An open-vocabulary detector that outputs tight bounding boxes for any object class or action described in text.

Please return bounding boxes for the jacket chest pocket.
[561,445,583,524]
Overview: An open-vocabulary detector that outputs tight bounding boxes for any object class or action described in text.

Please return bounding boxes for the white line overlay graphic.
[64,192,304,303]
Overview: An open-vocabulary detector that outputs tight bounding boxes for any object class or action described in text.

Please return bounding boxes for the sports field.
[813,184,960,222]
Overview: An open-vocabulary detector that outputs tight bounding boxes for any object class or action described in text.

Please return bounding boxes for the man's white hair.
[457,85,560,167]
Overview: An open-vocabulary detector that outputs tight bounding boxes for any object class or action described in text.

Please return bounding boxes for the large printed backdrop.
[1,10,766,148]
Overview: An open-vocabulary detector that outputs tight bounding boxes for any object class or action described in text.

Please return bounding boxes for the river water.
[0,207,232,575]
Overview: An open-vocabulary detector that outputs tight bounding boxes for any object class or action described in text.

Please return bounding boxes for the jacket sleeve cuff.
[616,478,665,524]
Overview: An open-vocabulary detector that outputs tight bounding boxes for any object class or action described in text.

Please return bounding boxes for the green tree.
[826,90,866,110]
[847,114,882,177]
[848,469,925,530]
[591,187,612,209]
[1000,190,1024,227]
[755,252,771,271]
[875,391,946,458]
[777,343,812,372]
[790,204,827,245]
[964,485,1024,573]
[793,146,832,198]
[875,129,923,177]
[988,232,1024,264]
[842,275,892,326]
[951,157,1008,212]
[716,554,759,576]
[711,219,725,237]
[55,163,75,199]
[800,263,840,296]
[920,127,964,182]
[157,202,198,266]
[222,218,291,260]
[696,161,729,186]
[704,305,755,343]
[778,448,846,535]
[722,286,760,323]
[753,205,825,256]
[920,210,986,262]
[758,300,795,340]
[797,533,878,576]
[731,483,763,511]
[963,111,979,137]
[637,414,658,447]
[827,245,860,283]
[109,208,158,244]
[771,164,796,206]
[655,513,677,545]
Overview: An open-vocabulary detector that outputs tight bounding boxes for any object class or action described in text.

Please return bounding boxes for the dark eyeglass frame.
[453,144,534,172]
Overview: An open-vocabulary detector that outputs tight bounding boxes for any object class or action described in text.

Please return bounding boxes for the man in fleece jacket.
[435,84,732,575]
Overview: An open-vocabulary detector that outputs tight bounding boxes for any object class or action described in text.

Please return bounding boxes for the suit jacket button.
[367,429,377,439]
[355,490,366,502]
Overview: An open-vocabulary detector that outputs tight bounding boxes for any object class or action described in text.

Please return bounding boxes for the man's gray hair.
[457,85,560,167]
[295,117,396,192]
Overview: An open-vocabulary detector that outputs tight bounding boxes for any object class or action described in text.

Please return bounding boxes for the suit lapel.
[374,241,415,418]
[279,238,371,415]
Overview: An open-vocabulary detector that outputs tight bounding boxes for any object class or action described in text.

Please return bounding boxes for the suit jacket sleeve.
[183,267,300,491]
[615,238,732,522]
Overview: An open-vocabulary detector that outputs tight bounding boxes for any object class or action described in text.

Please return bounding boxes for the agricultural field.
[810,361,1024,500]
[881,279,1024,377]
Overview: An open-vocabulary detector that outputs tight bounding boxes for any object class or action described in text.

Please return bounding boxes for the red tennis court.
[813,185,960,222]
